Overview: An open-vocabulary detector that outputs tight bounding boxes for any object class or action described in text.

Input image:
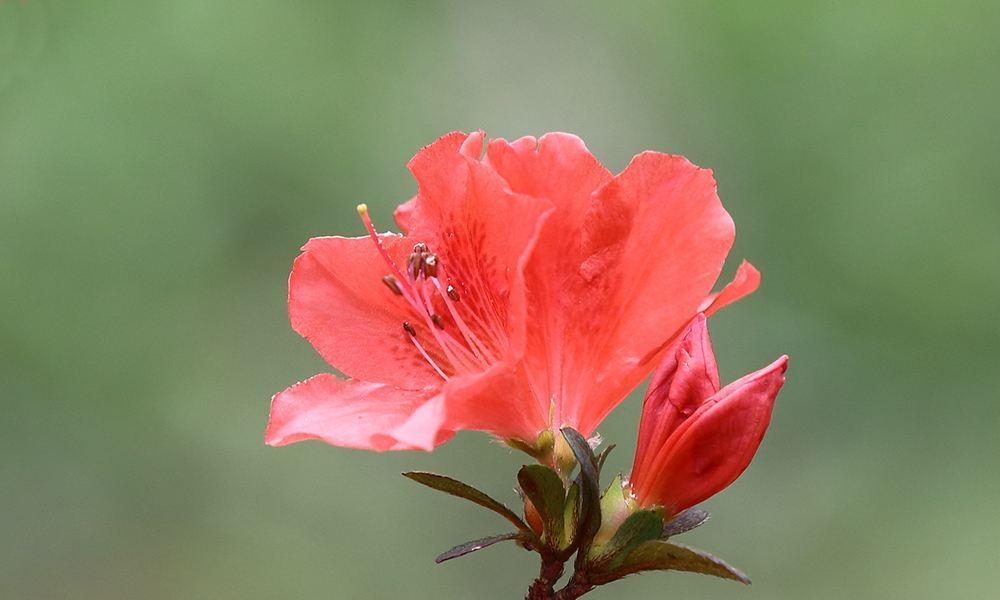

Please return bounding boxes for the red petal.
[503,149,736,436]
[265,374,453,451]
[392,361,548,449]
[393,195,417,234]
[698,260,761,317]
[486,133,612,220]
[403,131,553,363]
[288,234,442,389]
[396,130,486,233]
[631,315,720,492]
[635,356,789,514]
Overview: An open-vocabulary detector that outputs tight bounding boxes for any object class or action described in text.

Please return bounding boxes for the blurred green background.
[3,2,998,598]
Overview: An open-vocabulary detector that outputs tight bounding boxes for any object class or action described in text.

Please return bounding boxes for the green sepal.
[598,475,626,526]
[561,481,580,550]
[506,429,555,462]
[594,540,751,585]
[403,471,530,533]
[559,427,602,568]
[589,509,664,570]
[517,464,565,547]
[434,532,526,563]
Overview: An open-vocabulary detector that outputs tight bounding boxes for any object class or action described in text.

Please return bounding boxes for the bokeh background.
[3,2,998,599]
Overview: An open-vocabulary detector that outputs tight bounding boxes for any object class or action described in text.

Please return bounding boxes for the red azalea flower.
[266,131,760,452]
[628,314,788,516]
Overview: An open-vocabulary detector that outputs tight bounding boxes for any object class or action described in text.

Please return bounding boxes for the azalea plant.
[266,131,788,599]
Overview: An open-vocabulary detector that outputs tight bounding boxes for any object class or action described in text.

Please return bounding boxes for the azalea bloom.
[266,131,761,452]
[628,314,788,516]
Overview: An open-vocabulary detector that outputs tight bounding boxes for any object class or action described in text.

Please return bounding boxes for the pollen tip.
[356,203,369,216]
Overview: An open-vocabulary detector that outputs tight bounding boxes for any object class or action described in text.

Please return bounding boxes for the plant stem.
[525,557,564,600]
[553,573,593,599]
[525,561,595,600]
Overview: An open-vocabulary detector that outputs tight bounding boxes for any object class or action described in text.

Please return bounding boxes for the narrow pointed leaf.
[517,464,565,545]
[662,507,710,538]
[561,427,602,565]
[596,443,616,473]
[403,471,529,532]
[591,509,663,570]
[435,532,523,563]
[603,540,751,585]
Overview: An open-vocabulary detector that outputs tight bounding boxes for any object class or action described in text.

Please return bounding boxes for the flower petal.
[503,149,736,436]
[631,315,720,490]
[392,361,548,448]
[265,374,452,451]
[288,234,442,389]
[403,131,553,363]
[635,356,789,514]
[698,260,761,317]
[486,133,613,219]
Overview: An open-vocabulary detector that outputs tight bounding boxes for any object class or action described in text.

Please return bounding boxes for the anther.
[402,321,416,337]
[423,254,439,277]
[446,284,460,301]
[381,274,402,295]
[407,253,422,280]
[431,314,445,329]
[412,242,428,254]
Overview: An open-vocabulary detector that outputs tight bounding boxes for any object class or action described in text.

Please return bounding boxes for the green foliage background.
[2,2,998,598]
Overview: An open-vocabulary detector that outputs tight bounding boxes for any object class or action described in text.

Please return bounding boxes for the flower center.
[357,204,501,380]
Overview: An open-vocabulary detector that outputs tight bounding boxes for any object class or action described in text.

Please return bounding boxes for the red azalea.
[266,131,761,452]
[628,314,788,516]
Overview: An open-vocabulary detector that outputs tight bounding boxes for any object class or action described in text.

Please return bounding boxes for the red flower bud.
[629,315,788,516]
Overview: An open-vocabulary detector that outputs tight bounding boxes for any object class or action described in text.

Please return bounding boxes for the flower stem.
[525,559,595,600]
[525,556,564,600]
[553,573,594,600]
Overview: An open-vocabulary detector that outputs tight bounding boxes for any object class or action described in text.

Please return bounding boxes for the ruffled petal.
[485,133,612,221]
[265,374,452,451]
[631,315,720,490]
[698,260,761,317]
[508,150,736,435]
[635,356,789,514]
[288,234,442,389]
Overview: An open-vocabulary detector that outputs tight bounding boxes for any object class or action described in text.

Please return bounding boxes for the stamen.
[402,321,416,337]
[446,284,460,301]
[403,320,448,380]
[431,314,445,329]
[407,252,422,280]
[382,275,402,295]
[413,242,428,254]
[423,254,439,277]
[357,204,407,284]
[430,278,498,364]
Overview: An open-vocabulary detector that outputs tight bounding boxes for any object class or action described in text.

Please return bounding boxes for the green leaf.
[517,464,565,546]
[601,540,751,585]
[434,532,524,563]
[590,509,664,570]
[560,427,601,565]
[403,471,529,532]
[661,506,710,538]
[596,443,616,473]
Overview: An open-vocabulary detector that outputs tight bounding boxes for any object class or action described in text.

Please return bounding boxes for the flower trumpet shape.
[266,131,761,452]
[628,315,788,516]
